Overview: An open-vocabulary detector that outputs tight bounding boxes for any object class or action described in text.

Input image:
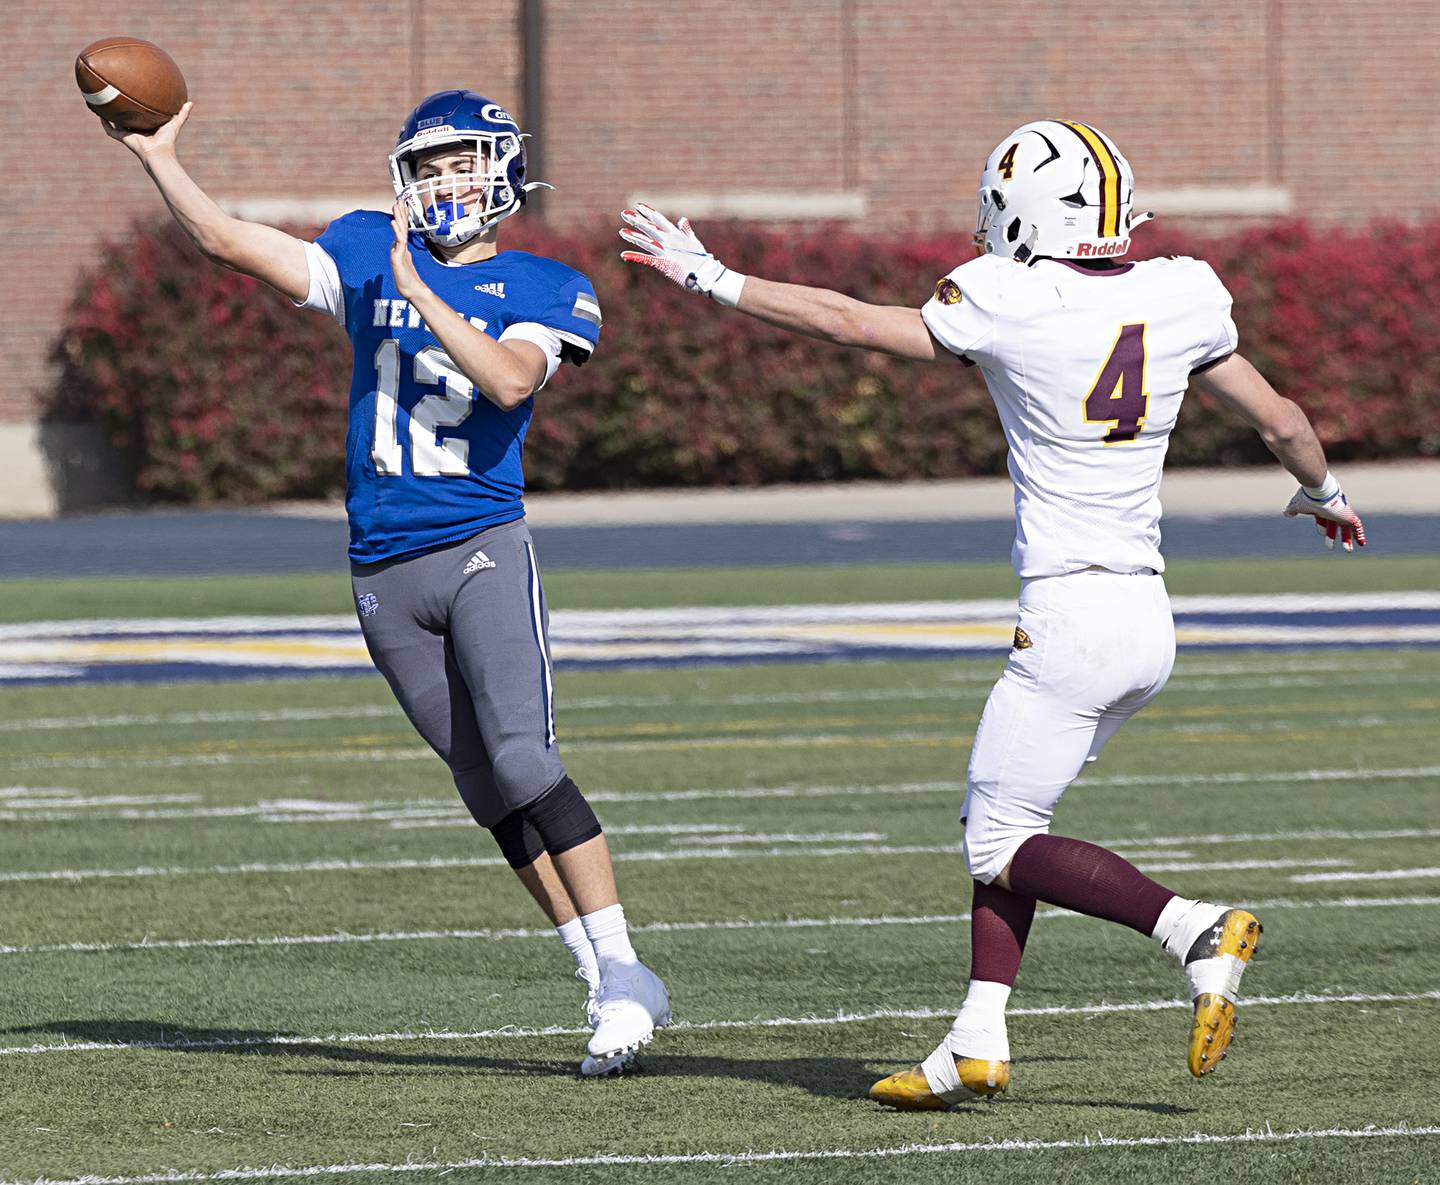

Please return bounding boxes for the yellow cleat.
[870,1058,1010,1110]
[1186,909,1263,1077]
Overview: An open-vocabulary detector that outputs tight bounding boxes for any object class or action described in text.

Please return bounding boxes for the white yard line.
[1083,765,1440,788]
[1102,825,1440,848]
[0,793,201,811]
[3,1124,1438,1184]
[0,705,401,733]
[1291,867,1440,884]
[3,665,1431,733]
[12,594,1437,640]
[0,849,1352,885]
[3,767,1440,825]
[3,1124,1440,1184]
[1,989,1435,1060]
[7,708,1440,765]
[2,894,1432,960]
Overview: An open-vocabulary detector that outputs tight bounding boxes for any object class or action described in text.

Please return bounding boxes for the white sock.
[1151,896,1224,962]
[941,979,1012,1063]
[579,903,638,971]
[556,917,599,980]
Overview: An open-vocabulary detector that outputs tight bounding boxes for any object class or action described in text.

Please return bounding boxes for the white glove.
[1283,473,1367,552]
[619,203,746,306]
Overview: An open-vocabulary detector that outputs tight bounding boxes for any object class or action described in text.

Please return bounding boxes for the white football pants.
[962,570,1176,884]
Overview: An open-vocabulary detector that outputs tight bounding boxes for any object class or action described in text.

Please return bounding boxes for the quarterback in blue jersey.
[101,89,670,1076]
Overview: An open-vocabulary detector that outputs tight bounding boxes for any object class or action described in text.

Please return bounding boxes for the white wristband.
[708,268,748,309]
[1302,471,1341,501]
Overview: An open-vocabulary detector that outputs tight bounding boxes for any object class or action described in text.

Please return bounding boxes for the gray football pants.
[351,518,565,827]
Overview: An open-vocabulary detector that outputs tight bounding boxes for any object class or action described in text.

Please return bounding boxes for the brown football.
[76,37,187,132]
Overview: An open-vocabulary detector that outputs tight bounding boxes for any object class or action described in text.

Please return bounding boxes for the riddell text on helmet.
[1075,240,1131,257]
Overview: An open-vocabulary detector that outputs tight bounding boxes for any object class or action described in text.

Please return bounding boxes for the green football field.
[0,556,1437,1183]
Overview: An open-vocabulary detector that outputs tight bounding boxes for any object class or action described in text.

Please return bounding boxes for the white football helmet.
[974,120,1150,264]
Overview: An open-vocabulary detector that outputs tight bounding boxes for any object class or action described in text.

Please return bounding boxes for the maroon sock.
[970,878,1036,986]
[1006,834,1176,936]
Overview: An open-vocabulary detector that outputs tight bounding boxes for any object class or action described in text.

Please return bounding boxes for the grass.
[0,552,1436,619]
[0,558,1436,1183]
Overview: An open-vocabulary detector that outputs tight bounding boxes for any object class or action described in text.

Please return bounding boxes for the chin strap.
[1014,226,1041,265]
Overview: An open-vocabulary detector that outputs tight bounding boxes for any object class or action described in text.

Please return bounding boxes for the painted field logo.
[357,593,380,618]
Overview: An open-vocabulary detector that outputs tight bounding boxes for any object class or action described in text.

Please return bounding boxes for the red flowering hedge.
[51,217,1440,502]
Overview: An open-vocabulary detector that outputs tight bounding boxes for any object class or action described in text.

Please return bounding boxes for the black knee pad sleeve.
[488,810,547,870]
[521,774,603,857]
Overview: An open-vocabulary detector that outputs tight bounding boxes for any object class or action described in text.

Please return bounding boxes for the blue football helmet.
[389,90,548,247]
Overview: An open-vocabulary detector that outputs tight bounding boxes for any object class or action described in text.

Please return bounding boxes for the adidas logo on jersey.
[473,281,507,298]
[463,549,497,574]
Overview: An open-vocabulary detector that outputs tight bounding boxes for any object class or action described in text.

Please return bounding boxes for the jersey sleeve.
[296,211,391,329]
[1187,260,1240,372]
[497,322,564,390]
[293,239,345,324]
[538,272,602,366]
[920,255,1001,364]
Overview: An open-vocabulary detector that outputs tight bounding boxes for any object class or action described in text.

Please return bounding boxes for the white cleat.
[581,961,670,1076]
[579,1047,635,1077]
[578,965,602,1029]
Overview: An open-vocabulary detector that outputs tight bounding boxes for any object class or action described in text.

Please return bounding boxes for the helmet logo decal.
[997,143,1019,180]
[480,102,515,124]
[1031,132,1062,170]
[1075,239,1130,258]
[1060,121,1122,238]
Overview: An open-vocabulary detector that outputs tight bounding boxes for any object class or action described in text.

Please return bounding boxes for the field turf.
[0,555,1436,1183]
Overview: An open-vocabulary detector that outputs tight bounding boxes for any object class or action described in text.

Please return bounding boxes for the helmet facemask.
[974,185,1040,261]
[391,131,525,248]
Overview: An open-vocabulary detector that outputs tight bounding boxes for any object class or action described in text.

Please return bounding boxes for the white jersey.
[922,253,1238,578]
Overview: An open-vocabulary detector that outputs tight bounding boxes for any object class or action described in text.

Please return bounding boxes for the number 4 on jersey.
[1084,323,1149,444]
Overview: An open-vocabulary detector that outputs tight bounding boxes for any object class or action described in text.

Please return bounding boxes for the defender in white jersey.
[619,118,1366,1107]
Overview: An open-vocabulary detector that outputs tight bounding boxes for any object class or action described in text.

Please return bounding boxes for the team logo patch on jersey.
[357,593,380,618]
[474,281,506,298]
[1013,626,1033,650]
[463,549,497,575]
[935,278,963,305]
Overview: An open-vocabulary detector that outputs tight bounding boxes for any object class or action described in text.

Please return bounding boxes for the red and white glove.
[1284,473,1367,552]
[619,203,747,306]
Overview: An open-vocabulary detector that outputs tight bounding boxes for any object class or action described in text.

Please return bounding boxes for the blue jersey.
[312,211,601,563]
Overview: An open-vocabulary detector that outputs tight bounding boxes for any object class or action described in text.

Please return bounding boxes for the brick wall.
[7,0,1439,426]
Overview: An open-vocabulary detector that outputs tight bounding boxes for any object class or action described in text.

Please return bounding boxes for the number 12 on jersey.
[1084,323,1149,444]
[372,339,478,477]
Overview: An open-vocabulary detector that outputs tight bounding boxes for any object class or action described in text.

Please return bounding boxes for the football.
[75,37,187,132]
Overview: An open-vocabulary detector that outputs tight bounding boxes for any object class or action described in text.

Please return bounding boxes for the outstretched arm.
[102,103,310,303]
[1192,353,1366,551]
[619,203,942,363]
